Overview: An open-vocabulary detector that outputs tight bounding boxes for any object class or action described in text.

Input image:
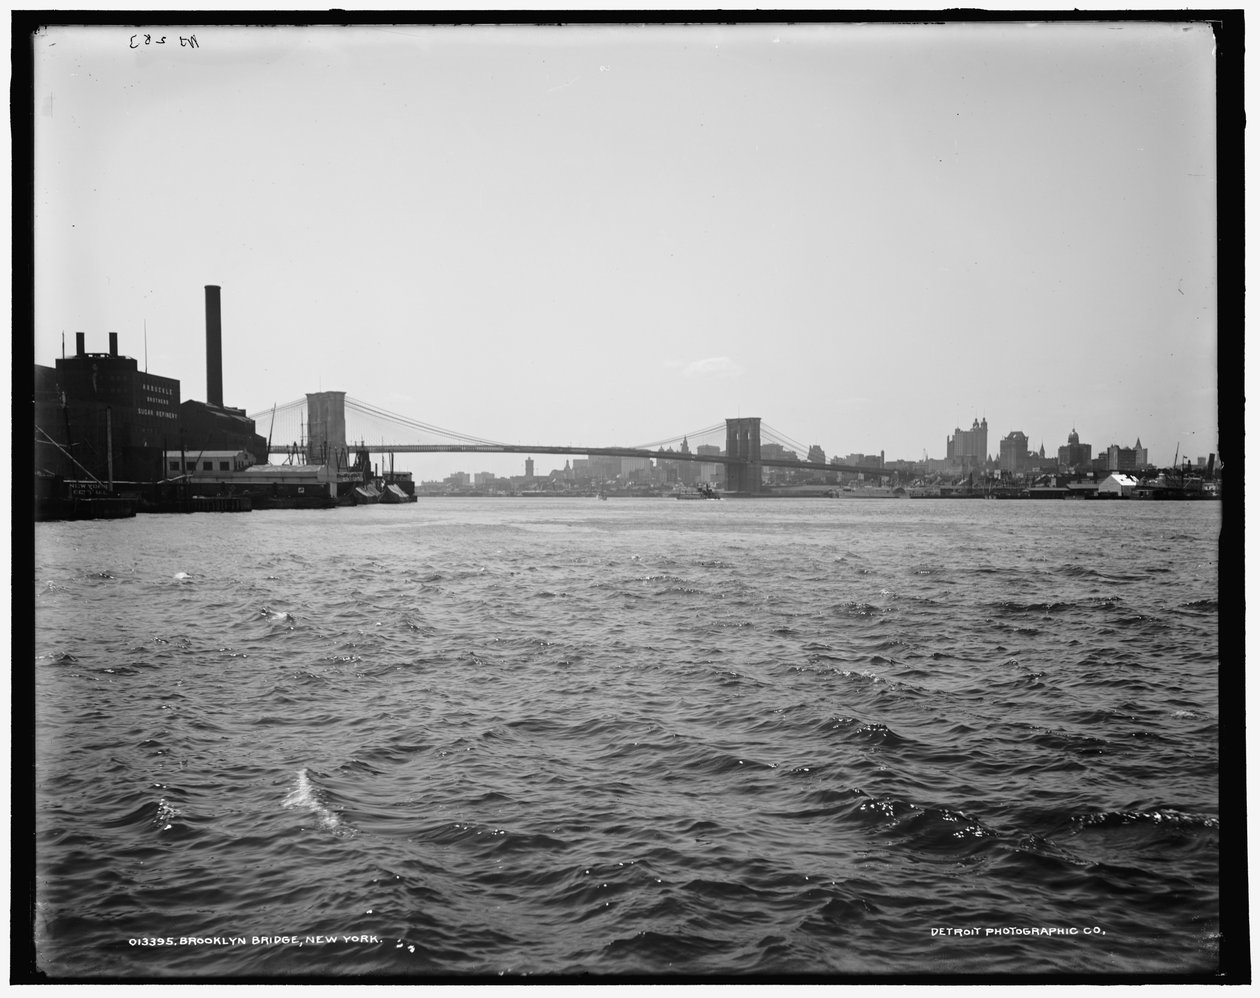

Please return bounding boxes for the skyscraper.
[1000,430,1030,474]
[947,417,988,468]
[1057,428,1092,470]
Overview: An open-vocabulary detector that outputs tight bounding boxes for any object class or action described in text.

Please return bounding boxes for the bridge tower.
[305,391,348,469]
[724,417,762,494]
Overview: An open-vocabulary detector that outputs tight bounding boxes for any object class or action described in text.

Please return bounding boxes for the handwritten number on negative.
[129,33,198,49]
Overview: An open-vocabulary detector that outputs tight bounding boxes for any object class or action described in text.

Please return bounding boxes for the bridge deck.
[267,442,893,477]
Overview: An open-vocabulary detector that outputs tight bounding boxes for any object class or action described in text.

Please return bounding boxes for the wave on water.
[1069,808,1220,832]
[260,607,297,625]
[283,769,354,837]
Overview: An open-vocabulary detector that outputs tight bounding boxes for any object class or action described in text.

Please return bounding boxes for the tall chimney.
[75,331,85,356]
[205,284,223,407]
[108,331,118,356]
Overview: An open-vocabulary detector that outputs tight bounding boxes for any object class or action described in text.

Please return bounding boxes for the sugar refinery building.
[35,285,267,488]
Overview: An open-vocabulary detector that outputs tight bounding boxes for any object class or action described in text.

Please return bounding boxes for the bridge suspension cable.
[342,397,510,447]
[632,422,727,450]
[247,399,305,446]
[761,422,814,457]
[248,397,512,448]
[248,398,305,423]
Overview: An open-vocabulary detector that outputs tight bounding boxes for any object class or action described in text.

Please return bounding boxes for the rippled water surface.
[32,498,1223,979]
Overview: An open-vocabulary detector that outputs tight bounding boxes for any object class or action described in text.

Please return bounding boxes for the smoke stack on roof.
[75,332,85,356]
[205,284,223,407]
[109,332,118,356]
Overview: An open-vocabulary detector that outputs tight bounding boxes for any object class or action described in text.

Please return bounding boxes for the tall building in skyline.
[1057,428,1092,470]
[1106,440,1149,472]
[654,447,680,484]
[759,442,798,484]
[1000,430,1030,474]
[695,444,721,485]
[572,454,621,481]
[844,452,884,468]
[947,417,988,468]
[621,456,652,483]
[678,435,698,486]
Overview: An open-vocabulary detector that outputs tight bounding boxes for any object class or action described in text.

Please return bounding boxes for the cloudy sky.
[32,19,1219,479]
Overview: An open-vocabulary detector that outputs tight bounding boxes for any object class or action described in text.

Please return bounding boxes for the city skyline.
[411,421,1185,489]
[32,20,1220,481]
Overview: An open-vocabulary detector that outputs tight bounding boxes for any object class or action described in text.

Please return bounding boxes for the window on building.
[203,461,213,471]
[169,461,180,471]
[219,461,230,471]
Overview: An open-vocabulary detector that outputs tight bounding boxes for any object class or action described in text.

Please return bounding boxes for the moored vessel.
[828,485,907,499]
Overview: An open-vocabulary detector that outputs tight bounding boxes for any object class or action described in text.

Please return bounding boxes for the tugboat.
[675,483,721,500]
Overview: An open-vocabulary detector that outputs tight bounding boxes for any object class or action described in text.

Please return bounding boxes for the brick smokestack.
[205,284,223,407]
[75,332,85,356]
[109,332,118,356]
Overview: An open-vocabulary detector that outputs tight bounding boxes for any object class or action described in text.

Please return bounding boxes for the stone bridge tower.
[724,417,762,494]
[305,391,348,469]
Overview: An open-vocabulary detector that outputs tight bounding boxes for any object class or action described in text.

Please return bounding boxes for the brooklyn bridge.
[250,392,896,494]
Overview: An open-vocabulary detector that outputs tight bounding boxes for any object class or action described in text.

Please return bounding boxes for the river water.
[30,498,1225,980]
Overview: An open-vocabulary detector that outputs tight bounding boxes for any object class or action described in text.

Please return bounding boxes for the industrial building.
[35,285,267,490]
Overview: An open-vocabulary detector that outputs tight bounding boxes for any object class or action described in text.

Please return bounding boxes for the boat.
[35,475,138,521]
[379,483,415,504]
[828,485,907,499]
[1132,474,1216,500]
[36,490,138,520]
[675,484,721,500]
[253,493,338,510]
[188,494,252,513]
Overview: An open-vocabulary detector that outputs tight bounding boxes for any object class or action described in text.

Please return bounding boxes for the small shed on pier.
[1098,473,1139,497]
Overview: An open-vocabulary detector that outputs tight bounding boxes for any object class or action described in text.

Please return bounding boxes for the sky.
[31,19,1221,481]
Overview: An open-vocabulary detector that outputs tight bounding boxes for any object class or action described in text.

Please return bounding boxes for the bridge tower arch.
[724,417,762,494]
